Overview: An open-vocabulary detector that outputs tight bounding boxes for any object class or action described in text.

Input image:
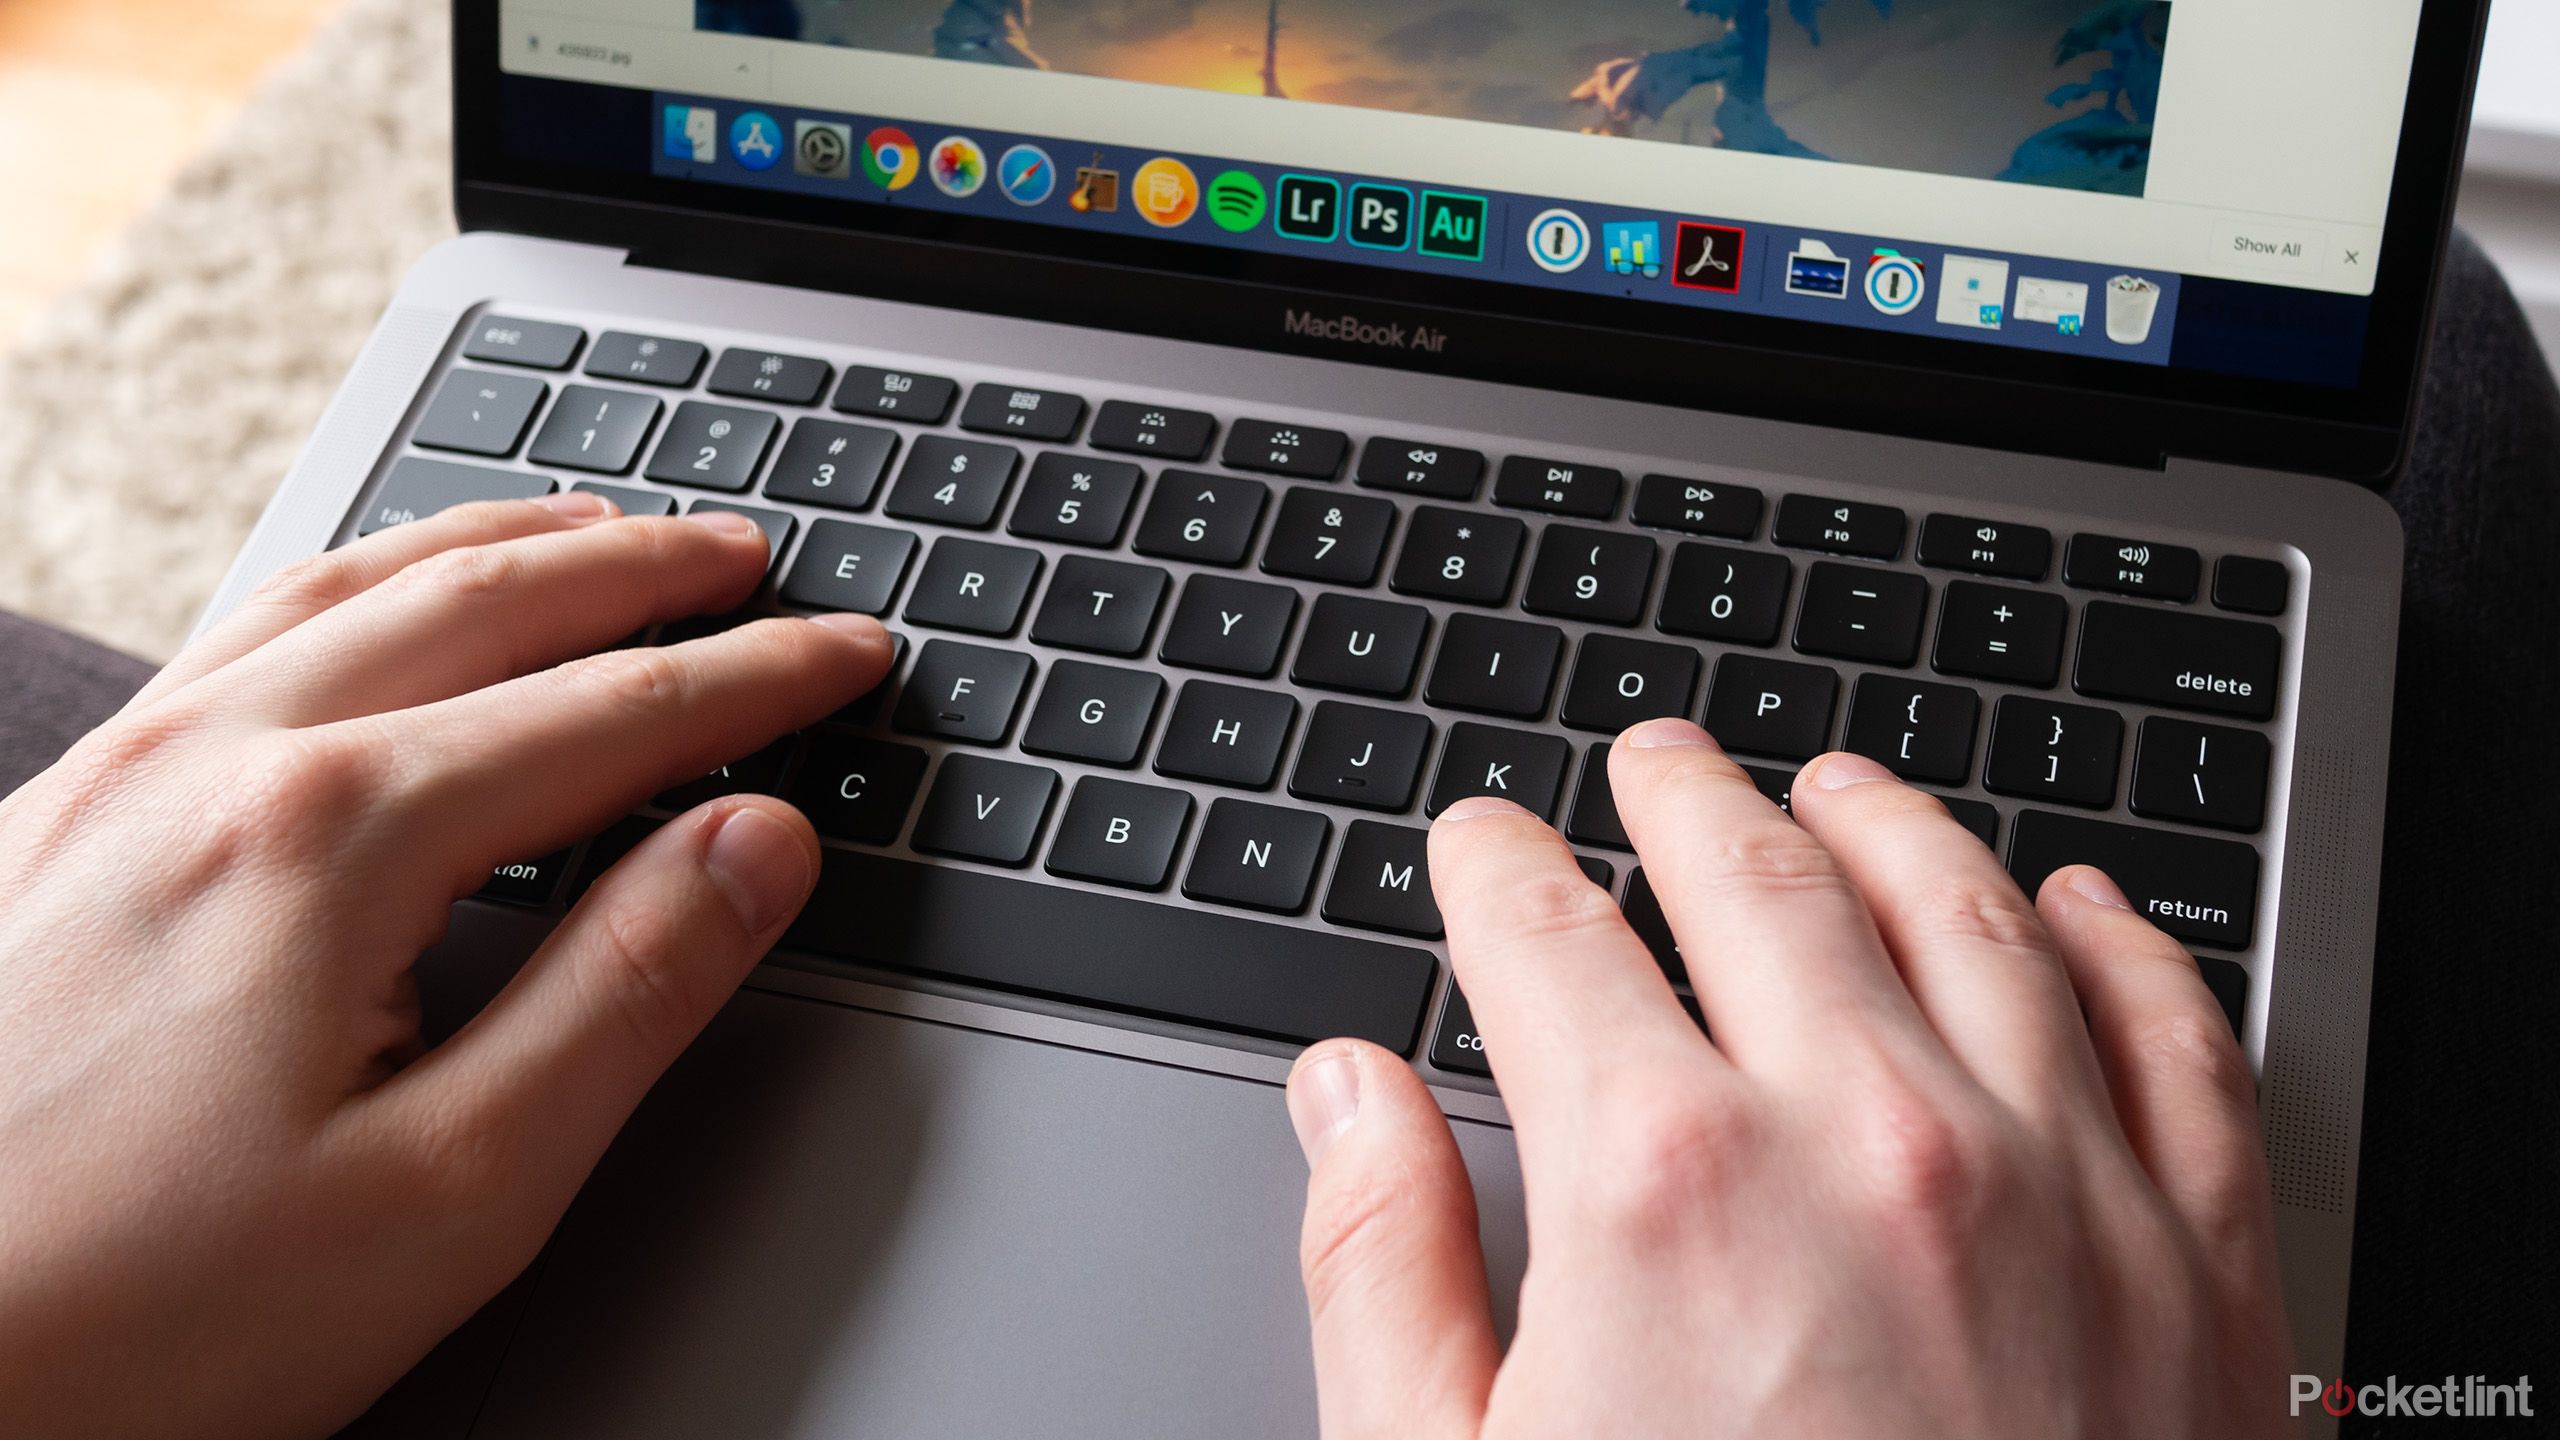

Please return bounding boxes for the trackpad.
[472,988,1526,1439]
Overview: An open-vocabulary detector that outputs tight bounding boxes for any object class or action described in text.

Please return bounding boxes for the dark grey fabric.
[0,612,155,799]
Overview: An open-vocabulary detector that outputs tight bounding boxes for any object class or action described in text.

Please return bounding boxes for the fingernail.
[1287,1050,1362,1168]
[1623,717,1714,749]
[701,806,814,935]
[807,612,889,644]
[686,509,764,539]
[530,491,616,520]
[2065,866,2133,911]
[1438,795,1527,823]
[1809,752,1896,790]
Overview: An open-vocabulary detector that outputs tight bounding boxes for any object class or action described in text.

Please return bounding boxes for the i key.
[1522,526,1658,625]
[1424,614,1564,718]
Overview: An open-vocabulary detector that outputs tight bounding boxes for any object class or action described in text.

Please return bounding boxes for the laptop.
[205,3,2487,1435]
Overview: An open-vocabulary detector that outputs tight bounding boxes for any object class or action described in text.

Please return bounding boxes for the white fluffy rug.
[0,0,454,661]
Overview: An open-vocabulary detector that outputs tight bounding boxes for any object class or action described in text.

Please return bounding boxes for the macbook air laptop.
[207,3,2488,1435]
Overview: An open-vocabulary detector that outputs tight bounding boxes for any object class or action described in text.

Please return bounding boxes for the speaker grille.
[2262,741,2367,1214]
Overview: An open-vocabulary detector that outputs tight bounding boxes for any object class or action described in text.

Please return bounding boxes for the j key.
[1088,400,1215,461]
[1021,662,1165,767]
[568,481,673,517]
[586,332,706,388]
[1161,576,1298,677]
[1007,452,1143,547]
[2074,602,2281,722]
[780,520,916,615]
[2213,556,2290,616]
[1841,675,1980,785]
[1934,581,2069,687]
[645,403,781,492]
[1523,526,1658,626]
[763,419,900,511]
[2129,717,2270,832]
[684,500,795,576]
[1424,614,1564,719]
[1564,742,1630,849]
[708,348,830,406]
[1493,455,1623,519]
[527,385,660,474]
[903,539,1043,635]
[1262,488,1395,586]
[1356,438,1485,499]
[1917,515,2052,580]
[1222,419,1349,479]
[1656,543,1791,646]
[1183,799,1330,913]
[1703,655,1838,760]
[1772,494,1906,560]
[884,436,1024,528]
[911,756,1061,867]
[2006,811,2260,949]
[893,640,1035,744]
[1793,563,1930,666]
[2065,533,2202,602]
[1390,507,1525,605]
[1047,779,1192,889]
[1623,870,1687,983]
[1984,696,2123,808]
[1294,595,1431,697]
[462,316,583,371]
[1430,986,1492,1076]
[480,851,572,907]
[1289,702,1433,812]
[1425,723,1570,820]
[1560,636,1700,734]
[357,459,551,537]
[786,734,930,845]
[832,365,958,423]
[1029,556,1169,656]
[1155,682,1298,788]
[1134,472,1271,567]
[1322,821,1441,937]
[1943,798,2001,849]
[413,371,547,456]
[960,383,1086,442]
[1631,473,1764,539]
[655,738,793,811]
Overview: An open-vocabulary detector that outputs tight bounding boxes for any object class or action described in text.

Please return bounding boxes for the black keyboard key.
[1390,507,1525,605]
[1184,800,1330,913]
[780,520,916,615]
[1293,595,1430,697]
[1943,797,2001,848]
[1425,723,1570,820]
[789,850,1434,1050]
[1741,764,1799,813]
[1030,556,1169,656]
[2213,556,2290,616]
[655,738,793,811]
[1161,576,1298,676]
[1022,661,1164,767]
[787,734,929,845]
[1632,473,1763,539]
[911,755,1060,867]
[1356,438,1484,499]
[1047,779,1191,889]
[1933,581,2068,687]
[2074,602,2280,721]
[1564,742,1630,849]
[2064,533,2202,602]
[413,371,547,457]
[1007,453,1143,547]
[2006,811,2259,949]
[1560,636,1700,734]
[708,348,831,406]
[569,817,660,903]
[1492,455,1623,519]
[1425,614,1564,719]
[1703,655,1838,760]
[960,383,1086,442]
[903,539,1043,635]
[568,481,674,517]
[1155,683,1298,788]
[764,419,900,511]
[527,385,662,474]
[683,500,794,574]
[1523,526,1658,625]
[2200,957,2249,1038]
[892,640,1035,743]
[586,332,707,388]
[1222,419,1349,479]
[1290,702,1432,812]
[2129,718,2270,832]
[1263,488,1395,586]
[1622,870,1686,983]
[1916,515,2053,580]
[480,850,573,907]
[1773,494,1905,559]
[1656,543,1791,646]
[831,630,908,728]
[1793,562,1931,666]
[832,365,958,423]
[1429,986,1493,1076]
[646,403,781,492]
[357,458,551,536]
[1088,400,1215,461]
[1841,676,1980,786]
[462,316,584,370]
[884,436,1024,529]
[1983,696,2123,808]
[1134,472,1270,566]
[1323,821,1442,938]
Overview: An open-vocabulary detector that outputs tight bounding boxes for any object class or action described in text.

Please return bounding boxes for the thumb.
[1290,1039,1499,1440]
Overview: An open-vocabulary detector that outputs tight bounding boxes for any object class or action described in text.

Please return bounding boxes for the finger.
[1785,752,2110,1124]
[207,509,776,727]
[1290,1040,1499,1440]
[128,493,620,713]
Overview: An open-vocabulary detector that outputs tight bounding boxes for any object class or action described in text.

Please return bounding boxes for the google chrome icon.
[863,127,919,191]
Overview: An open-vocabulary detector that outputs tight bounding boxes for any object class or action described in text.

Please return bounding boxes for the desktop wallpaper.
[697,0,2174,196]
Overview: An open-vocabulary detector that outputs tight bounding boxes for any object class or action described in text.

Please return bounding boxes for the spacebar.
[784,852,1437,1053]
